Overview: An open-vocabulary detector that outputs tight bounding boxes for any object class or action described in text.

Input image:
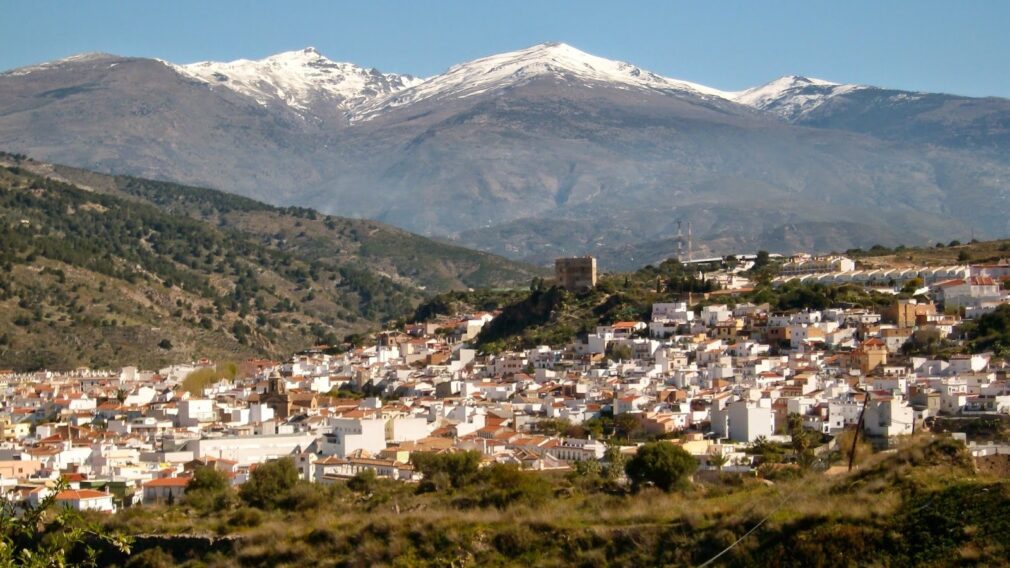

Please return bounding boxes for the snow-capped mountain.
[3,42,1010,268]
[732,75,866,120]
[1,52,122,77]
[172,47,422,116]
[353,42,733,120]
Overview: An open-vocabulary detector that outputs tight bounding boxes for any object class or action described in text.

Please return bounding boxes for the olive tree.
[625,441,697,492]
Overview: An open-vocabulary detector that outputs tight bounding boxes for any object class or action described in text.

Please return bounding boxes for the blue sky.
[2,0,1008,97]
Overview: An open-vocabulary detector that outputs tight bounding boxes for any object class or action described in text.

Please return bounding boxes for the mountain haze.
[3,43,1010,269]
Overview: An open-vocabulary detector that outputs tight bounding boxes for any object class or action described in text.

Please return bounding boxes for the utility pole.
[849,389,871,472]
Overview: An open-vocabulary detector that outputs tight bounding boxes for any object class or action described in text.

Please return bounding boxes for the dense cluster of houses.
[773,255,1010,320]
[1,257,1009,512]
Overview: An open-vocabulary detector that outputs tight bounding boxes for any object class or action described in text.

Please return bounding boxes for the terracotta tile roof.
[143,477,191,488]
[56,489,110,500]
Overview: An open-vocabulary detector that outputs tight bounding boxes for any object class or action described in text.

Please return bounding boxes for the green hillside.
[11,156,546,292]
[413,259,895,353]
[69,437,1010,566]
[846,238,1010,269]
[0,166,393,370]
[0,155,544,371]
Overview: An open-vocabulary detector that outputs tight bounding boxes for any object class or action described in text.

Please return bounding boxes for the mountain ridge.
[2,42,1009,268]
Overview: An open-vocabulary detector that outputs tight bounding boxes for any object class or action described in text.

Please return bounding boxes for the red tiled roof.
[143,477,190,488]
[56,489,110,500]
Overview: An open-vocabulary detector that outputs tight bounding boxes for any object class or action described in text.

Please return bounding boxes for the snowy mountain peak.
[352,41,732,120]
[733,75,864,120]
[171,48,422,115]
[4,52,121,76]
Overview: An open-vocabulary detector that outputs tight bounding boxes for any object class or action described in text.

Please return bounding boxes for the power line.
[694,486,795,568]
[694,452,832,567]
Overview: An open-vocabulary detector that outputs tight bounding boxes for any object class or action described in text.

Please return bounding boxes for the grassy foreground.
[84,437,1010,567]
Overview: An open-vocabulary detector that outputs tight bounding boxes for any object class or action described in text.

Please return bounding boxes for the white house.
[863,396,914,437]
[187,433,317,465]
[177,399,216,427]
[55,489,115,513]
[725,399,774,443]
[323,418,387,458]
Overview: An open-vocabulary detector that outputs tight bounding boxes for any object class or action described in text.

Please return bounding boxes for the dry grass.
[100,437,1003,567]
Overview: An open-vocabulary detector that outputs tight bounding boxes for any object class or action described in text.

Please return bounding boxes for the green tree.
[787,414,819,470]
[613,413,640,440]
[411,451,482,490]
[900,278,924,295]
[347,469,378,494]
[625,441,698,492]
[607,343,633,362]
[187,466,230,493]
[969,304,1010,356]
[603,444,627,480]
[532,418,573,436]
[708,452,729,471]
[0,479,131,567]
[478,464,552,509]
[239,458,299,509]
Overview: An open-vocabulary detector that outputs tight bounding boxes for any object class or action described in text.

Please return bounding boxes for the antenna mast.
[676,221,685,262]
[687,221,693,263]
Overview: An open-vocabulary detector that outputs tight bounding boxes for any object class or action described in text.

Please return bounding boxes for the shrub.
[227,507,264,529]
[188,465,230,493]
[411,451,482,490]
[478,464,553,509]
[348,469,378,494]
[125,547,176,568]
[183,466,234,513]
[625,441,697,492]
[239,458,299,509]
[282,482,330,511]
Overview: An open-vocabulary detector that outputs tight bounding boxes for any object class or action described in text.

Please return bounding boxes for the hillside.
[413,259,894,353]
[72,437,1010,566]
[846,238,1010,269]
[3,155,545,292]
[0,162,539,371]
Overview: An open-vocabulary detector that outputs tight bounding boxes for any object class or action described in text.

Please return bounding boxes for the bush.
[239,458,299,509]
[188,465,230,493]
[181,362,237,396]
[125,548,176,568]
[227,507,265,529]
[183,466,234,513]
[477,464,553,509]
[348,469,378,494]
[282,482,330,511]
[625,442,697,492]
[411,451,482,490]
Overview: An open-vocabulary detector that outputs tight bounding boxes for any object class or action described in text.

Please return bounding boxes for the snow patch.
[732,75,867,120]
[170,47,423,115]
[352,42,734,121]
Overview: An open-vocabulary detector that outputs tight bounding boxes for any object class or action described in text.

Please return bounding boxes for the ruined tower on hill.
[554,256,597,292]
